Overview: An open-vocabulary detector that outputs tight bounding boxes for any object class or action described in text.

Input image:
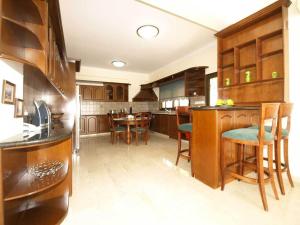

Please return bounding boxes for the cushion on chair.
[111,126,126,132]
[178,123,192,133]
[222,128,274,142]
[131,127,146,133]
[249,125,289,137]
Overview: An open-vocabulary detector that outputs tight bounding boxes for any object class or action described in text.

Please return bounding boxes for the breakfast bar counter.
[191,106,259,188]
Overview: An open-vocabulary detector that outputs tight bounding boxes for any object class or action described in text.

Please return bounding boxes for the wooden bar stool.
[175,106,192,166]
[221,103,280,211]
[274,103,294,194]
[249,103,294,195]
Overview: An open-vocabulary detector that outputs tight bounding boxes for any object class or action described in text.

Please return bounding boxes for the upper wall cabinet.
[215,0,290,104]
[0,0,48,74]
[80,83,129,102]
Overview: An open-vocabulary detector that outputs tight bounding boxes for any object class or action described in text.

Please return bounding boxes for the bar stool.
[175,106,192,166]
[274,103,294,194]
[220,103,280,211]
[250,103,294,194]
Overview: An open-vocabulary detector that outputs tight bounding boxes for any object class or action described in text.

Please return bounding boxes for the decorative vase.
[272,71,278,78]
[225,78,230,86]
[245,71,251,82]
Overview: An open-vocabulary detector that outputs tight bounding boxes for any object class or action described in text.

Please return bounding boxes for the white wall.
[0,59,24,141]
[288,1,300,179]
[149,41,217,82]
[76,66,150,101]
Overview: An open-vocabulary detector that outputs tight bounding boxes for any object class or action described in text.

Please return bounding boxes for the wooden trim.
[215,0,291,38]
[205,72,217,105]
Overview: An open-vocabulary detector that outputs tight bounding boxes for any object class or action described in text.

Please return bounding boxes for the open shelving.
[4,162,68,201]
[0,0,48,74]
[215,0,289,104]
[1,137,72,225]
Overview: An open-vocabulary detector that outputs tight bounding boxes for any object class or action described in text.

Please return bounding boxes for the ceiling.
[137,0,277,31]
[60,0,278,73]
[59,0,215,73]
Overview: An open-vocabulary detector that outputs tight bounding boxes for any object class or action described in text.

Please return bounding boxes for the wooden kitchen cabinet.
[86,116,98,134]
[80,84,128,102]
[80,86,93,100]
[191,108,259,189]
[98,115,109,133]
[80,115,110,135]
[150,114,178,139]
[94,86,105,100]
[160,114,169,135]
[80,116,87,134]
[168,115,178,139]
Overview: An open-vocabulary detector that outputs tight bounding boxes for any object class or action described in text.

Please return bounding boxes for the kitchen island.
[191,106,259,188]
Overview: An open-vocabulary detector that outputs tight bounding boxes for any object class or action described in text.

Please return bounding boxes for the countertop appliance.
[32,100,51,128]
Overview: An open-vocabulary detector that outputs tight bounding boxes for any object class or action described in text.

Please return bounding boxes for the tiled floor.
[62,133,300,225]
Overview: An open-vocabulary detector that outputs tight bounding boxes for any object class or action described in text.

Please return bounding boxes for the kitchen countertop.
[192,106,259,111]
[0,120,73,149]
[151,111,176,115]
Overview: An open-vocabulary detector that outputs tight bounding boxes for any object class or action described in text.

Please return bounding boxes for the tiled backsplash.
[81,101,159,115]
[81,97,205,115]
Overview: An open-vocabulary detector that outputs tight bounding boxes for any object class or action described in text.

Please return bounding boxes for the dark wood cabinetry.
[191,108,259,188]
[150,114,178,139]
[86,116,98,134]
[215,1,290,104]
[94,86,105,100]
[168,115,178,139]
[80,115,110,135]
[80,83,129,102]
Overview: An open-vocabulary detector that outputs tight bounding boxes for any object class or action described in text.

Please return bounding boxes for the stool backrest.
[108,113,119,129]
[176,106,191,127]
[134,112,150,129]
[277,103,293,138]
[258,103,280,143]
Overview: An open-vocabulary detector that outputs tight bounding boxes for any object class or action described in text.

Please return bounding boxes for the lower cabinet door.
[80,116,87,134]
[87,116,98,134]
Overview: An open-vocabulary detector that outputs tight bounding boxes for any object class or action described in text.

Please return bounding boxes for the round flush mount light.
[137,25,159,40]
[111,60,126,68]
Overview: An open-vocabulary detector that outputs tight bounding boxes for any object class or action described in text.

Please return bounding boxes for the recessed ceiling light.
[112,60,126,68]
[137,25,159,40]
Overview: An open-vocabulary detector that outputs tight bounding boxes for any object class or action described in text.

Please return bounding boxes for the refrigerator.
[75,85,81,152]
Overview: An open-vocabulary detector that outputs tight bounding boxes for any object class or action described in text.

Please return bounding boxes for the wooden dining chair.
[175,106,192,166]
[130,112,150,145]
[221,103,280,211]
[108,113,126,144]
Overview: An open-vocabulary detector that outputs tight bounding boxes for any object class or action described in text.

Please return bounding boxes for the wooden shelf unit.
[0,0,48,74]
[215,0,290,104]
[0,138,72,225]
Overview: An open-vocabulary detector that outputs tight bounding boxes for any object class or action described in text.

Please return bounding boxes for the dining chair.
[221,103,280,211]
[175,106,192,166]
[130,112,150,145]
[108,113,126,144]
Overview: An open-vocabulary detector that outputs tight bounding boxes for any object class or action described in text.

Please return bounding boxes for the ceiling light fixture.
[111,60,126,68]
[137,25,159,40]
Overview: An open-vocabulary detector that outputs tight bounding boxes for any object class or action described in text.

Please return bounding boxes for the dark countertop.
[192,106,259,111]
[0,120,74,149]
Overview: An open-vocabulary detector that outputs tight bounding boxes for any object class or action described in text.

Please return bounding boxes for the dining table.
[113,116,150,144]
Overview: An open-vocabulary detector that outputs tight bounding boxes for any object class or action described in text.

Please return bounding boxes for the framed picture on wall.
[2,80,16,104]
[14,98,24,118]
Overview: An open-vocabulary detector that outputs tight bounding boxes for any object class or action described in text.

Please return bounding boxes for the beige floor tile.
[62,133,300,225]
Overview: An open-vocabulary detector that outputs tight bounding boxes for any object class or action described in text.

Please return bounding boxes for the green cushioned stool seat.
[111,126,126,132]
[178,123,192,133]
[131,127,146,132]
[222,128,274,142]
[249,125,289,137]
